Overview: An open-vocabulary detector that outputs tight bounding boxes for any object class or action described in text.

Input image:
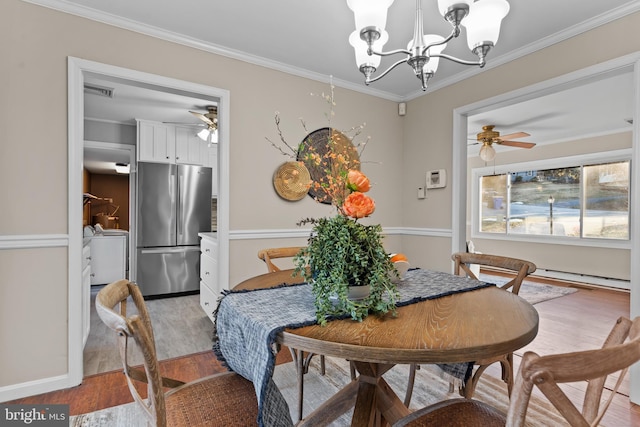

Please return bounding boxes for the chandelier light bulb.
[420,34,446,74]
[437,0,473,17]
[463,0,510,50]
[479,144,496,162]
[347,0,394,33]
[350,30,389,68]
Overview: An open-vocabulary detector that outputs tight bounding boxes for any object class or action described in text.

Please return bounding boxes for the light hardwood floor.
[7,277,640,425]
[83,287,215,376]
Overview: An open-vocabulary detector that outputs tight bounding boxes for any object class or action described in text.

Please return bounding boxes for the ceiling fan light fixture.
[479,143,496,162]
[197,127,218,146]
[197,128,210,141]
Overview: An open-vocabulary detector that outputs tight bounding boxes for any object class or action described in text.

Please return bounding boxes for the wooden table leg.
[350,361,410,426]
[297,361,411,426]
[298,380,359,426]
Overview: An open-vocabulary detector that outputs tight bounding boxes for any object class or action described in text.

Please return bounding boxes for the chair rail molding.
[0,234,69,249]
[229,227,452,240]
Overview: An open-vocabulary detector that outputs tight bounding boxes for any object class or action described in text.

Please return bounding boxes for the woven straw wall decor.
[273,161,311,201]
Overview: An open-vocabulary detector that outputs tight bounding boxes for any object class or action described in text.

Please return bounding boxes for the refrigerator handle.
[177,168,183,238]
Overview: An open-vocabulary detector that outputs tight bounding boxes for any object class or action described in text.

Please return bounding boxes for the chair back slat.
[452,252,536,295]
[507,316,640,426]
[257,247,305,272]
[96,280,167,427]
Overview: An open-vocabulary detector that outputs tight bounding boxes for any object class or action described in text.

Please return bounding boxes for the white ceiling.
[33,0,640,99]
[46,0,636,171]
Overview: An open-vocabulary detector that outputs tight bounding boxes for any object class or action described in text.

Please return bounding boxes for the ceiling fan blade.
[163,121,205,127]
[189,110,214,126]
[497,140,536,148]
[498,131,530,140]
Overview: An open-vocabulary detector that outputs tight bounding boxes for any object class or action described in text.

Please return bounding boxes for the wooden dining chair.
[405,252,537,406]
[96,279,258,427]
[395,316,640,427]
[257,246,305,273]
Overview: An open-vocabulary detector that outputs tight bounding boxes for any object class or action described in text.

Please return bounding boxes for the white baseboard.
[0,374,78,403]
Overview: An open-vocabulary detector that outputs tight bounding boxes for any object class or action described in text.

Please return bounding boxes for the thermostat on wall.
[426,169,446,189]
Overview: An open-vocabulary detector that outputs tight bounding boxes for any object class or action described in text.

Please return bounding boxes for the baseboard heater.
[534,269,629,291]
[481,266,630,291]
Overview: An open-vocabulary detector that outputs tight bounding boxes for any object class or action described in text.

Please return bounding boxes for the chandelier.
[347,0,510,91]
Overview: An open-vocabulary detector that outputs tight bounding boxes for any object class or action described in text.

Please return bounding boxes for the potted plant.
[295,182,399,324]
[267,82,399,325]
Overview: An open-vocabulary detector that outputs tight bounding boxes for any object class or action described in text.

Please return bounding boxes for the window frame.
[471,148,632,249]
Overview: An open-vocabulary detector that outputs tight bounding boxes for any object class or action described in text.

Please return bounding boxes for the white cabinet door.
[175,126,203,165]
[200,281,218,322]
[137,120,176,163]
[199,236,219,322]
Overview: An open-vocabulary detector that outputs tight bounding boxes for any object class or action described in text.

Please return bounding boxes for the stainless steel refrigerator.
[136,162,212,296]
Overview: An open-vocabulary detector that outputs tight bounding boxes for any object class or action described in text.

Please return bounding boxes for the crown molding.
[405,2,640,101]
[21,0,404,102]
[22,0,640,103]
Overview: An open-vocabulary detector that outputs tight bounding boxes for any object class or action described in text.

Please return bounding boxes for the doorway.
[451,53,640,402]
[68,57,231,383]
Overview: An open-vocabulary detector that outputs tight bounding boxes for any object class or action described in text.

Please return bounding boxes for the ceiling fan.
[189,106,218,131]
[173,105,218,145]
[472,125,536,161]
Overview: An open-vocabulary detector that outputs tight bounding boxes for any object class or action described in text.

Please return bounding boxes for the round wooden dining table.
[276,285,539,427]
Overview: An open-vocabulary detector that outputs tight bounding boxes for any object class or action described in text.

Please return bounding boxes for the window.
[475,152,630,243]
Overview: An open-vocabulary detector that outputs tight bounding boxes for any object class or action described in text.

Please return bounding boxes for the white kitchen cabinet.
[82,241,92,348]
[175,126,205,165]
[90,235,127,285]
[137,119,176,163]
[199,233,218,322]
[138,120,212,166]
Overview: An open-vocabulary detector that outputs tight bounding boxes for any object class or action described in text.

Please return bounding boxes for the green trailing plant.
[294,215,399,325]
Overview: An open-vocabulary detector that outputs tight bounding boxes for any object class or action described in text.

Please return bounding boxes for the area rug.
[480,274,578,305]
[69,356,568,426]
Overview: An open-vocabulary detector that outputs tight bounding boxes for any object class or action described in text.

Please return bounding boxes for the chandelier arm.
[420,27,457,56]
[430,52,484,67]
[366,58,410,84]
[368,47,411,58]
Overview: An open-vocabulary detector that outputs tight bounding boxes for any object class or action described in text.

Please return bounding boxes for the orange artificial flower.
[342,192,375,218]
[390,253,408,263]
[346,170,371,193]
